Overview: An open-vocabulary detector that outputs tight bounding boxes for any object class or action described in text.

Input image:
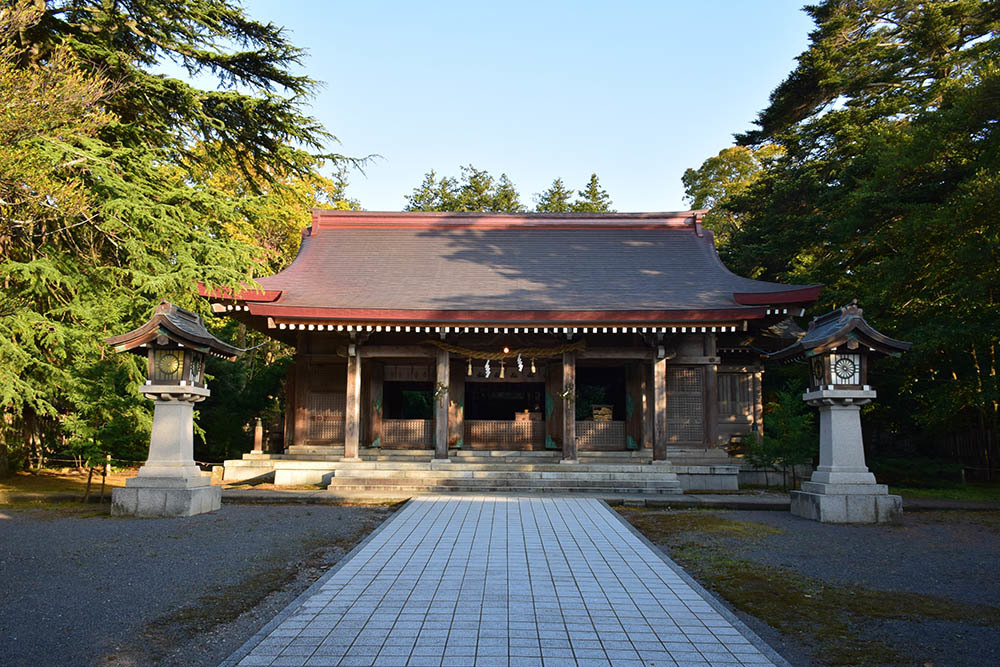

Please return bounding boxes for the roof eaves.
[244,305,766,324]
[733,285,823,305]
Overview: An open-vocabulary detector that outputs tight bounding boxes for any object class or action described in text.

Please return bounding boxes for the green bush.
[744,382,817,489]
[868,457,965,489]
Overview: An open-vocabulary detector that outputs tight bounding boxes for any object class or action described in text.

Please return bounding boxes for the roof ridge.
[311,209,705,218]
[309,209,706,229]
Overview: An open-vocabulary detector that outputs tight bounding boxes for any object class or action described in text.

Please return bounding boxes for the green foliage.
[869,457,965,489]
[0,1,349,472]
[188,145,360,275]
[681,145,782,245]
[535,178,574,212]
[400,390,433,420]
[405,165,525,212]
[744,383,816,488]
[575,384,608,420]
[195,324,292,461]
[570,173,614,213]
[408,168,615,214]
[689,0,1000,467]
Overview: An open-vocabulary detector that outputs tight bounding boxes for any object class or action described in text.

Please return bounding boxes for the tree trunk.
[0,441,9,477]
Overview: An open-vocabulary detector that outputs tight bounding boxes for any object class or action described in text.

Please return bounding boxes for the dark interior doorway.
[465,382,545,420]
[383,381,433,419]
[575,367,626,420]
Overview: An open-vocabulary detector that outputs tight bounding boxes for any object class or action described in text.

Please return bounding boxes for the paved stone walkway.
[228,496,780,667]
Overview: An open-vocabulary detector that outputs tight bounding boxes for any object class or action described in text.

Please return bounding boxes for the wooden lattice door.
[666,366,704,444]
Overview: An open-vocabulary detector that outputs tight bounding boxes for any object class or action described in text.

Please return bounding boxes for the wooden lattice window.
[382,419,433,447]
[464,420,545,448]
[308,392,345,441]
[718,373,752,419]
[576,421,626,450]
[667,366,704,443]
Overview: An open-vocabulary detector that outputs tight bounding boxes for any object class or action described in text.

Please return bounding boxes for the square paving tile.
[226,497,778,667]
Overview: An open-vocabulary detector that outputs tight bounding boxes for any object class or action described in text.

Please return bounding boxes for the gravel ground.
[0,502,394,667]
[631,507,1000,667]
[715,509,1000,609]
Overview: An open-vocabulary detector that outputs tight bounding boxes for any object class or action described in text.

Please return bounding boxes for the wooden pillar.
[704,333,719,448]
[369,361,383,448]
[283,364,295,451]
[625,363,642,450]
[752,368,764,436]
[545,362,563,451]
[292,353,309,447]
[434,348,450,460]
[344,351,361,460]
[561,351,577,462]
[653,356,667,460]
[449,360,465,448]
[641,362,653,449]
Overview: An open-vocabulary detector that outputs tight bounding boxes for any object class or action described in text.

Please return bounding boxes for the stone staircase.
[323,460,683,495]
[221,446,735,493]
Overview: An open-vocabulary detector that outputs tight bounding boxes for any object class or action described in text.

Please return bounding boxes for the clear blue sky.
[241,0,814,212]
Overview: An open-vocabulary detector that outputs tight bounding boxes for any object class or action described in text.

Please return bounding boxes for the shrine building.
[207,210,820,493]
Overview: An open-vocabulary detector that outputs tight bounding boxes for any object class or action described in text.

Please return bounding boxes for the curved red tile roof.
[217,211,820,324]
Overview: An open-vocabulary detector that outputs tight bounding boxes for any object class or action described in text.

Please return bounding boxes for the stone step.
[273,459,671,471]
[579,453,652,458]
[287,447,654,458]
[287,446,345,454]
[328,478,678,487]
[343,462,670,473]
[271,459,679,487]
[221,459,276,483]
[273,454,664,464]
[331,469,680,481]
[325,479,683,495]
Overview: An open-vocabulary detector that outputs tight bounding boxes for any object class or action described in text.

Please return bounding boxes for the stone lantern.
[106,301,242,517]
[771,301,910,523]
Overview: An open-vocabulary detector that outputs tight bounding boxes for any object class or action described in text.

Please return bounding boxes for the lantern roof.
[106,301,243,360]
[769,301,911,361]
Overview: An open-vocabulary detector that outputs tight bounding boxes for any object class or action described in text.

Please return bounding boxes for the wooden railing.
[464,420,546,449]
[382,419,434,448]
[576,421,626,450]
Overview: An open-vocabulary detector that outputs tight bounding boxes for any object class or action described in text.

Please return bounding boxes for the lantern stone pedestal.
[790,389,902,524]
[112,385,221,517]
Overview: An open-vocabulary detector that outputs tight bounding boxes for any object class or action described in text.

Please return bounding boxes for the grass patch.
[910,509,1000,533]
[620,507,785,541]
[0,468,130,499]
[891,483,1000,503]
[2,502,111,518]
[618,508,1000,666]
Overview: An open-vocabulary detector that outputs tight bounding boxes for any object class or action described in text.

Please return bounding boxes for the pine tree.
[457,166,498,211]
[406,166,524,212]
[0,1,349,471]
[535,178,575,212]
[572,174,613,212]
[708,0,1000,468]
[490,174,524,213]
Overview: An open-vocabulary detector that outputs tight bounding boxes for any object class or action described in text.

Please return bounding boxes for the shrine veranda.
[206,210,821,491]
